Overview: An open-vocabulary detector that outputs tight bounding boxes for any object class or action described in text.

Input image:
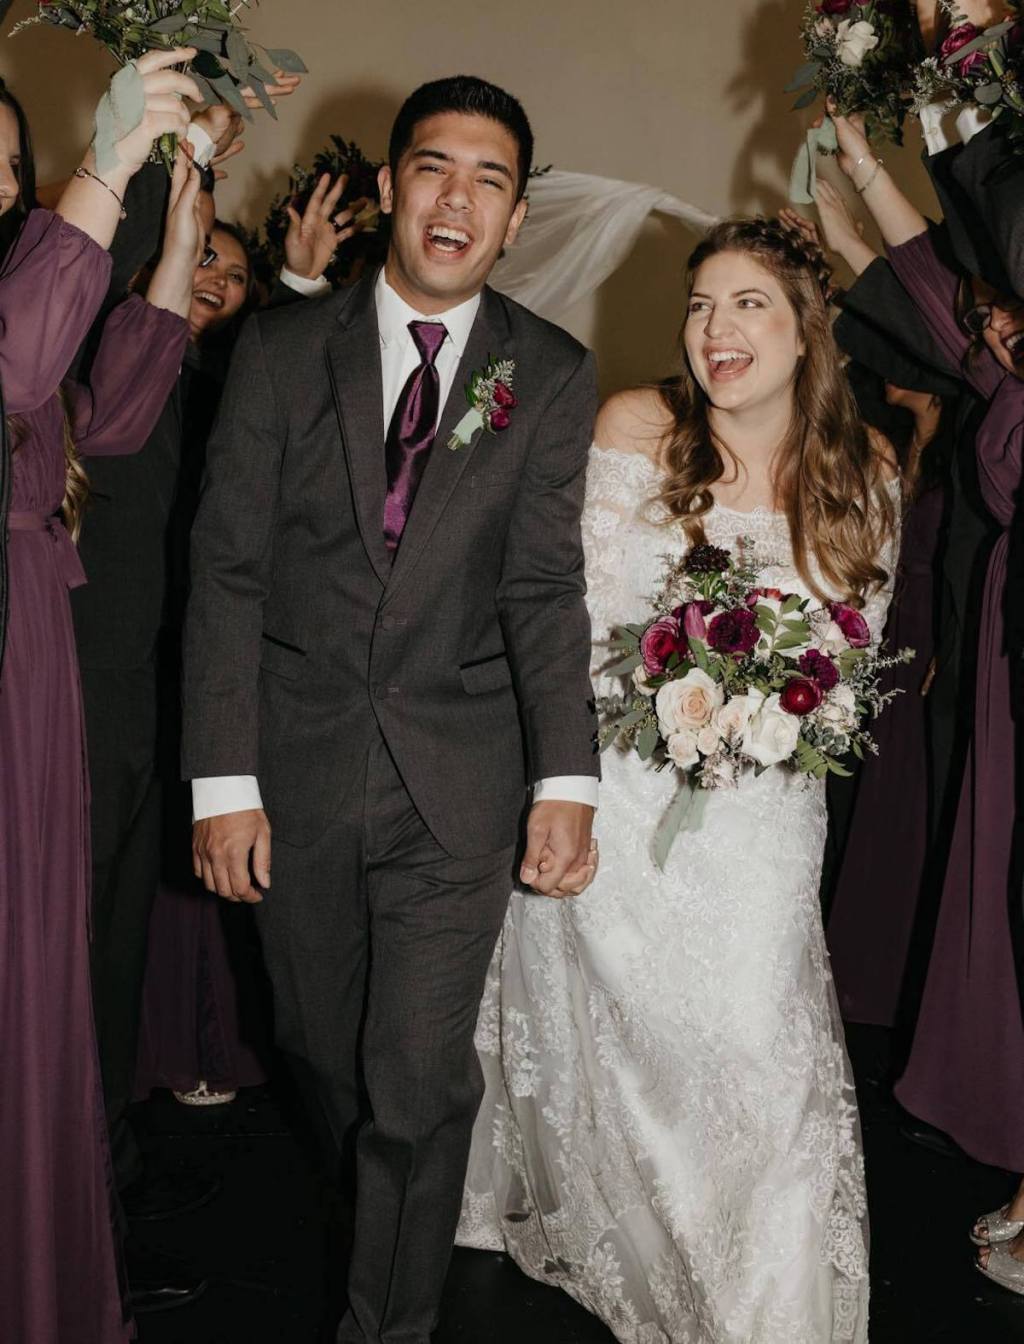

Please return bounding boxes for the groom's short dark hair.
[389,76,534,201]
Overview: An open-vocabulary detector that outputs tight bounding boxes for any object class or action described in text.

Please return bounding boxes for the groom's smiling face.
[378,111,528,315]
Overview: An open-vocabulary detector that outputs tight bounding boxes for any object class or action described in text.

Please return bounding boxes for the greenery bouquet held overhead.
[915,1,1024,146]
[788,0,923,144]
[13,0,306,167]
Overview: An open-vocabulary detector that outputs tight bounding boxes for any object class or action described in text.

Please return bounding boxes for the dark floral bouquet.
[787,0,924,145]
[12,0,305,167]
[255,135,387,289]
[914,2,1024,145]
[599,542,912,864]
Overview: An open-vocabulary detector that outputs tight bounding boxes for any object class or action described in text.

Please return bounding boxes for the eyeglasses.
[962,294,1024,335]
[199,243,218,269]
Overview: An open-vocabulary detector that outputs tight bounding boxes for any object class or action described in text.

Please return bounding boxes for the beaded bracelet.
[73,166,127,221]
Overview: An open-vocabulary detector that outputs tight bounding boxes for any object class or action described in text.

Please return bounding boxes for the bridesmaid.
[0,51,203,1343]
[829,109,1024,1180]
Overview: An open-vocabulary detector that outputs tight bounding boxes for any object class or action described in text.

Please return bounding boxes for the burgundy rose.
[676,599,713,640]
[493,381,517,409]
[639,616,686,676]
[939,22,987,72]
[828,602,871,649]
[781,677,823,716]
[798,649,840,691]
[817,0,853,13]
[489,408,512,431]
[707,608,758,657]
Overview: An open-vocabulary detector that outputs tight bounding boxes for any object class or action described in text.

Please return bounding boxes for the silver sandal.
[977,1242,1024,1294]
[970,1205,1024,1247]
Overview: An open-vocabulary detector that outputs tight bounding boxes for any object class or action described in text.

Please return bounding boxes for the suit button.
[375,685,400,699]
[380,615,408,632]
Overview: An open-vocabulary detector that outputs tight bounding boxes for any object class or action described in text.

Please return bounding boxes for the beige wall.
[2,0,939,393]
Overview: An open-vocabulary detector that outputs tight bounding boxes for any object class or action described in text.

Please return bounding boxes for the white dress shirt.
[191,271,598,820]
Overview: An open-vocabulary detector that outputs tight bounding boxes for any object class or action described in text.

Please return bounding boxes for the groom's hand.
[193,808,271,904]
[521,801,595,898]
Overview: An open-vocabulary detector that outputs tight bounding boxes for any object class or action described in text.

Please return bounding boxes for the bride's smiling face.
[684,250,805,415]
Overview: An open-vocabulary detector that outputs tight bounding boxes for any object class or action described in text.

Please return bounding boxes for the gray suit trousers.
[255,731,515,1344]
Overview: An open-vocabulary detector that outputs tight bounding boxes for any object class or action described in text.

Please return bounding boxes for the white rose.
[632,664,656,696]
[656,668,723,737]
[697,723,722,756]
[812,615,849,657]
[820,684,858,731]
[715,693,757,742]
[741,692,801,768]
[836,18,879,68]
[666,729,699,770]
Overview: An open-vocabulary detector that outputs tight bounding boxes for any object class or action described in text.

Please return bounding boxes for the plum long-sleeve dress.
[886,229,1024,1169]
[0,209,188,1344]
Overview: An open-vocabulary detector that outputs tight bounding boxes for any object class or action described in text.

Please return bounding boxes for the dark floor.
[133,1026,1024,1344]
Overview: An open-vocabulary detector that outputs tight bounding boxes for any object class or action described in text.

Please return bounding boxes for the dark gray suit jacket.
[181,273,599,856]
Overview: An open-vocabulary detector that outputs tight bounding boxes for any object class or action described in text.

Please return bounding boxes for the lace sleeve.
[861,477,903,646]
[581,445,663,689]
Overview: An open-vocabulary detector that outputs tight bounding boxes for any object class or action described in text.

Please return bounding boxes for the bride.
[458,217,900,1342]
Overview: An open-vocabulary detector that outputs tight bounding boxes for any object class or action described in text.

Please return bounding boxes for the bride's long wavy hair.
[658,217,897,607]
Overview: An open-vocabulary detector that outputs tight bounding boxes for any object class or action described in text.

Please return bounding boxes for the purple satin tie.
[383,319,448,553]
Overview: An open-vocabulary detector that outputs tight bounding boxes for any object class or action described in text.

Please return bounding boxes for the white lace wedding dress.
[457,445,900,1343]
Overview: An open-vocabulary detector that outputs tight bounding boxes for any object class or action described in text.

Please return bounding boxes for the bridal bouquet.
[914,3,1024,146]
[598,541,913,865]
[787,0,923,145]
[12,0,305,167]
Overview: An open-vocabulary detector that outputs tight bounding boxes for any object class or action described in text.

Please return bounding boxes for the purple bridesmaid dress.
[0,210,188,1343]
[886,230,1024,1171]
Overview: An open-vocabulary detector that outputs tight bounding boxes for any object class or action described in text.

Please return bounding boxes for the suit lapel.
[385,287,512,604]
[324,276,391,585]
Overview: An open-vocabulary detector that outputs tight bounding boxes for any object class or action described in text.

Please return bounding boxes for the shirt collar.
[374,269,481,358]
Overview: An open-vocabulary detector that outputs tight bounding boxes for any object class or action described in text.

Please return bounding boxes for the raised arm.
[829,108,929,250]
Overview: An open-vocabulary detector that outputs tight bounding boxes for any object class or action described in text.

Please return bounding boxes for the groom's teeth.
[427,226,470,252]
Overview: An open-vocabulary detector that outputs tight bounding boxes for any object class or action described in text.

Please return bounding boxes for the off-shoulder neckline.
[588,442,902,517]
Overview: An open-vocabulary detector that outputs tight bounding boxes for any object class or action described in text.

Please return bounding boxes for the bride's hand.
[538,838,599,899]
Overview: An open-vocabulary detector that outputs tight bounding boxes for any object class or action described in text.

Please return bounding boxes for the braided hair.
[657,215,896,606]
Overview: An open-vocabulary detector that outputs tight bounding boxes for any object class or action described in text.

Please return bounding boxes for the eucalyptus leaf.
[616,707,648,733]
[226,27,248,71]
[210,72,253,120]
[188,32,227,56]
[149,13,190,33]
[605,652,642,676]
[785,61,820,92]
[792,88,820,112]
[976,82,1005,106]
[599,725,621,754]
[264,47,308,73]
[637,723,659,761]
[942,20,1013,64]
[187,71,218,107]
[246,75,278,119]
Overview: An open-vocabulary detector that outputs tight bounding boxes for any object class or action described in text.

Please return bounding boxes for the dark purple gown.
[827,479,944,1025]
[0,210,188,1343]
[887,231,1024,1171]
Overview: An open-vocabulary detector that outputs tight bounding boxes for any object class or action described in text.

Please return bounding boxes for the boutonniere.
[447,357,517,451]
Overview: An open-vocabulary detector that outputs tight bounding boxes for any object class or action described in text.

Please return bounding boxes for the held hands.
[521,801,598,899]
[284,173,369,282]
[193,808,271,904]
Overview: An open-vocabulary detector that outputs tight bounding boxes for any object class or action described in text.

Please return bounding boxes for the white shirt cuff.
[920,100,993,155]
[185,121,216,168]
[192,775,264,822]
[280,266,331,296]
[532,775,599,809]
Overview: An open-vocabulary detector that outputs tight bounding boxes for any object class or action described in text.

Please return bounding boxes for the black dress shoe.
[899,1118,963,1159]
[122,1171,222,1222]
[128,1276,209,1314]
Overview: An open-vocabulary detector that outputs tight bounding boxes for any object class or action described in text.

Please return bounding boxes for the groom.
[182,76,599,1341]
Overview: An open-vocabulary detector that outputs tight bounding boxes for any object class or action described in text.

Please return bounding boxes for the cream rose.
[697,724,722,756]
[666,729,699,769]
[820,684,858,731]
[656,668,723,737]
[715,694,757,742]
[632,664,656,696]
[741,692,801,768]
[836,18,879,67]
